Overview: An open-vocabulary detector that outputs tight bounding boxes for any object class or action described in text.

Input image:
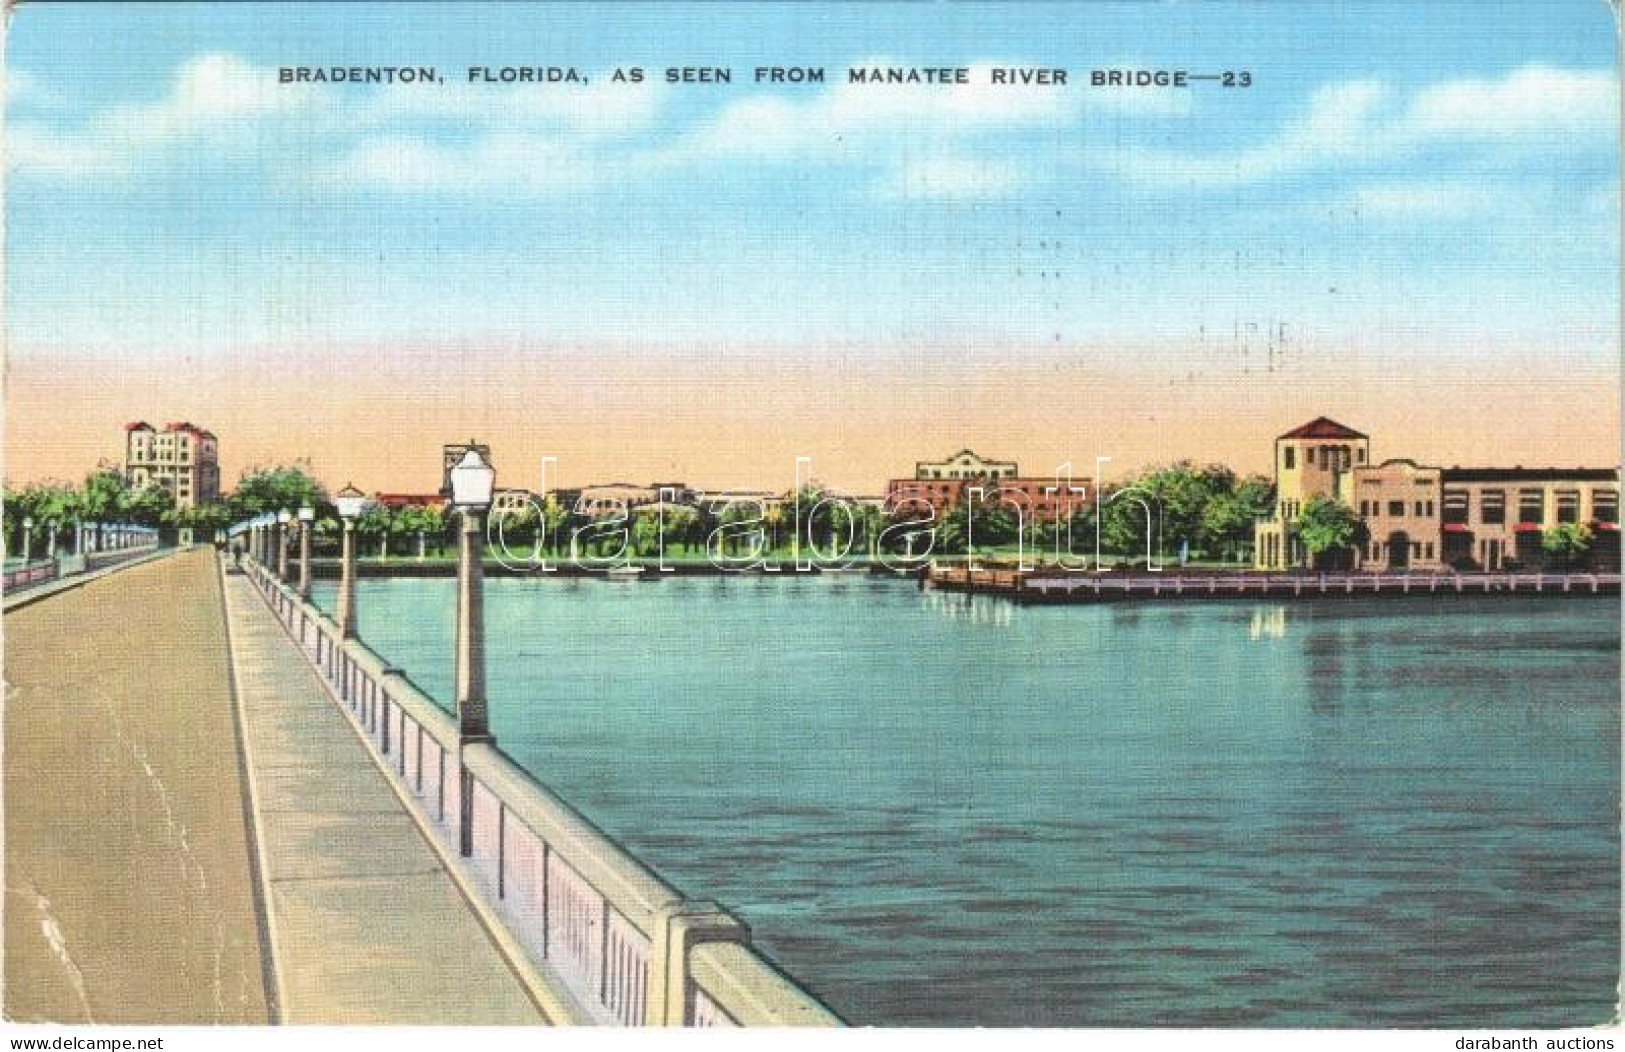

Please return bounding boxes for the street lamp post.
[277,509,293,582]
[335,485,366,640]
[21,517,32,564]
[298,504,315,599]
[449,444,496,858]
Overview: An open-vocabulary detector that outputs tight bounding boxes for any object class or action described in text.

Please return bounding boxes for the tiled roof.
[1279,416,1366,440]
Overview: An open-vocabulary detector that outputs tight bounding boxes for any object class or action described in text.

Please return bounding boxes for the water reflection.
[1249,605,1288,641]
[922,590,1016,626]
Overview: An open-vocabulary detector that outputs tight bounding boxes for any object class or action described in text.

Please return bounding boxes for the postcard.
[2,0,1619,1040]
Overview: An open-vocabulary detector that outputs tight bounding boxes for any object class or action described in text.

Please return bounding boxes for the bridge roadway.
[4,548,547,1023]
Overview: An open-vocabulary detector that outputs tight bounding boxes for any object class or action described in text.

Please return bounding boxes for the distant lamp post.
[335,484,366,640]
[277,509,293,582]
[21,516,32,564]
[449,444,496,858]
[297,504,315,599]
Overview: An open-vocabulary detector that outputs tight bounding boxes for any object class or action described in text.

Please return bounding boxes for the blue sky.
[6,1,1619,362]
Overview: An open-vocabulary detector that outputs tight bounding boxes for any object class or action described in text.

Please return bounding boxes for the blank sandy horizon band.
[7,343,1617,494]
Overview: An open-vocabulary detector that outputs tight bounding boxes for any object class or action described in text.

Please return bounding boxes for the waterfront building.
[1435,467,1619,571]
[693,488,783,517]
[124,421,220,508]
[574,482,695,518]
[883,475,1090,524]
[373,492,446,511]
[1253,417,1370,570]
[1351,460,1443,570]
[1255,417,1620,571]
[492,489,543,517]
[913,449,1018,481]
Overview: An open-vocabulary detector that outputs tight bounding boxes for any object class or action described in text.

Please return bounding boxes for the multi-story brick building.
[886,449,1094,525]
[883,476,1088,524]
[124,421,219,508]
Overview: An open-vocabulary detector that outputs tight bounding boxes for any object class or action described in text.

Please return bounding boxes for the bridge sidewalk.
[220,562,546,1024]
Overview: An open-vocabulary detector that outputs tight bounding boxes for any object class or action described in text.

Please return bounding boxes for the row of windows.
[1283,444,1367,471]
[1368,541,1435,560]
[921,467,1014,480]
[1440,489,1617,526]
[1361,499,1436,518]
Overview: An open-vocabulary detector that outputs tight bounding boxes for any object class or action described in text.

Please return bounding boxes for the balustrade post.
[647,901,749,1026]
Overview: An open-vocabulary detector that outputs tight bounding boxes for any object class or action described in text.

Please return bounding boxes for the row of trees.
[14,458,1597,570]
[4,463,341,559]
[901,462,1277,564]
[4,461,1282,566]
[5,467,184,557]
[485,489,892,561]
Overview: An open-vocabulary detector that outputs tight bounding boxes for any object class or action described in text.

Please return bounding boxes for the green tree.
[1294,496,1360,569]
[80,465,130,525]
[539,495,569,555]
[1133,462,1215,554]
[1541,523,1593,569]
[355,502,394,558]
[939,494,1020,555]
[1098,486,1160,564]
[1199,474,1275,563]
[488,502,539,559]
[229,463,327,520]
[122,482,176,528]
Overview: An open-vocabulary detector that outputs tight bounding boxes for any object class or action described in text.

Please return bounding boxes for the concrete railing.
[86,539,161,571]
[243,558,839,1028]
[932,565,1623,600]
[2,558,59,593]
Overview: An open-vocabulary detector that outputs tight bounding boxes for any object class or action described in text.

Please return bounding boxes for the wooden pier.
[925,565,1622,603]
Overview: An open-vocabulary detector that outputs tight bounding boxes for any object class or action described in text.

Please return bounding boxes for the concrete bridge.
[4,547,838,1026]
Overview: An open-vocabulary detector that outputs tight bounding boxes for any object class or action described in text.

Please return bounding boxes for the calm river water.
[313,575,1619,1027]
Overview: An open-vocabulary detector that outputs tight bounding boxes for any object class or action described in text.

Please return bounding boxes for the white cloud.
[103,53,321,143]
[327,132,600,196]
[1137,80,1391,187]
[4,121,126,178]
[9,53,661,187]
[683,59,1075,161]
[1116,64,1616,190]
[358,76,664,137]
[1405,65,1614,142]
[664,58,1104,200]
